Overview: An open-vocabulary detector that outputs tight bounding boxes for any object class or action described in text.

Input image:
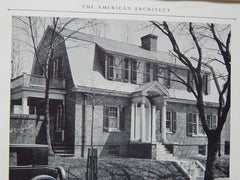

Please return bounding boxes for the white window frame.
[166,110,176,133]
[104,105,120,132]
[188,113,206,136]
[205,114,218,130]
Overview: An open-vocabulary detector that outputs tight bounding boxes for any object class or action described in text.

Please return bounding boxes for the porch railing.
[11,73,65,89]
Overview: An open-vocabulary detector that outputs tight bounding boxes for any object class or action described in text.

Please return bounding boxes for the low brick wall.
[10,114,44,144]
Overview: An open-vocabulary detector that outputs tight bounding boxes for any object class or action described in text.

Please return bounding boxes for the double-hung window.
[205,114,217,130]
[131,60,137,84]
[145,63,151,82]
[107,55,114,80]
[166,110,176,133]
[56,104,64,131]
[187,113,197,135]
[104,106,120,132]
[124,59,129,81]
[188,113,214,136]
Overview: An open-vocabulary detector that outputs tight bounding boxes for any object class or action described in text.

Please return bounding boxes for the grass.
[193,156,229,178]
[49,156,189,180]
[49,155,229,179]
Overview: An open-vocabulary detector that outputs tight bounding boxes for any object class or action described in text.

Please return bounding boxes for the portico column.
[22,97,28,114]
[135,103,139,140]
[151,105,157,142]
[161,101,167,143]
[140,102,146,142]
[148,106,151,142]
[130,103,135,141]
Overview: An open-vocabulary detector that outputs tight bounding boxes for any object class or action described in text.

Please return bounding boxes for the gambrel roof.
[56,27,219,104]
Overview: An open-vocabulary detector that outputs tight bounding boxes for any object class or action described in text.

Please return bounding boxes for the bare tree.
[11,41,23,79]
[151,21,230,180]
[12,16,101,154]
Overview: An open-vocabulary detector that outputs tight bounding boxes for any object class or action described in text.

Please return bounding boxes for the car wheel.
[31,175,56,180]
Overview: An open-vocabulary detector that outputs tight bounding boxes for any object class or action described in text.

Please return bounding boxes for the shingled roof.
[56,28,218,103]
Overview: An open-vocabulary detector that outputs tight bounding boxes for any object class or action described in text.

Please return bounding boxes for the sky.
[11,16,229,80]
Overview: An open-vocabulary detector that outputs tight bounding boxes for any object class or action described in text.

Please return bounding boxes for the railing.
[177,160,205,180]
[11,73,65,89]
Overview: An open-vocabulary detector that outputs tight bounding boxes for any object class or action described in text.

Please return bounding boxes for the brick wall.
[10,114,44,144]
[74,93,131,157]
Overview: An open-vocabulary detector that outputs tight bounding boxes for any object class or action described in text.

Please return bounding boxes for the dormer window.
[124,59,129,81]
[145,63,151,82]
[107,55,114,80]
[165,68,171,88]
[131,60,137,84]
[51,57,62,78]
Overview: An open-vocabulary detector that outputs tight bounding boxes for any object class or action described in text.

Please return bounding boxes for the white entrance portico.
[130,81,169,144]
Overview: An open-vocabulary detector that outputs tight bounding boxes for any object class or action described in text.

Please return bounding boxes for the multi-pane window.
[131,60,137,84]
[165,68,171,88]
[104,106,119,131]
[198,115,205,134]
[188,113,217,135]
[107,55,114,80]
[206,114,217,130]
[124,59,129,81]
[187,113,197,135]
[198,145,206,155]
[166,110,176,133]
[56,104,64,131]
[225,141,230,155]
[145,63,151,82]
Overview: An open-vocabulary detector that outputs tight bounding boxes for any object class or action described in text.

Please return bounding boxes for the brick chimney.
[141,34,158,51]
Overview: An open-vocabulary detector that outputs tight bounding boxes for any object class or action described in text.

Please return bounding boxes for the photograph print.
[9,16,230,180]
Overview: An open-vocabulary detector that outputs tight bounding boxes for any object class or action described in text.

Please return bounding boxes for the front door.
[53,104,64,144]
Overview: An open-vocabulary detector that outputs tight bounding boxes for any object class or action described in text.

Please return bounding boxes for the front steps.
[155,142,177,161]
[176,160,205,180]
[53,144,74,156]
[155,142,205,179]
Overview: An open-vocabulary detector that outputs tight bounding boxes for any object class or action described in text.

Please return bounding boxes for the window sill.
[104,129,122,133]
[191,134,207,137]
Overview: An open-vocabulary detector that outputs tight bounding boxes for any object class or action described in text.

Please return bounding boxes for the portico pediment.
[132,81,169,97]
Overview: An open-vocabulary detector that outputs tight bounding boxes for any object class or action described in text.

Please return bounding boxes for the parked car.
[9,144,66,180]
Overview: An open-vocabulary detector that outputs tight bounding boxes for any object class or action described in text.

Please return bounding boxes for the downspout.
[81,93,87,157]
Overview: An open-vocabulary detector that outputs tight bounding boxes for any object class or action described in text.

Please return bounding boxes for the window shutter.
[123,59,129,82]
[188,71,193,92]
[103,106,109,131]
[212,114,217,129]
[58,57,62,78]
[153,64,158,81]
[119,106,125,131]
[107,56,114,80]
[172,111,177,133]
[206,114,211,129]
[131,60,137,84]
[49,60,53,78]
[206,74,210,95]
[164,68,171,88]
[187,113,192,136]
[202,74,206,94]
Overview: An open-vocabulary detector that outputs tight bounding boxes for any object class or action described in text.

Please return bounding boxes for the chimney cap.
[141,34,158,40]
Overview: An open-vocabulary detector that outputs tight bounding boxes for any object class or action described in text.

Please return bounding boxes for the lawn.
[49,156,189,180]
[49,156,229,180]
[194,156,229,178]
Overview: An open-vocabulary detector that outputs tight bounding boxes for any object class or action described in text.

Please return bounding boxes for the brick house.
[10,26,230,159]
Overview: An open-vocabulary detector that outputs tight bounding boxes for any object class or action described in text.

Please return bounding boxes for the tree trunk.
[45,77,54,155]
[204,131,219,180]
